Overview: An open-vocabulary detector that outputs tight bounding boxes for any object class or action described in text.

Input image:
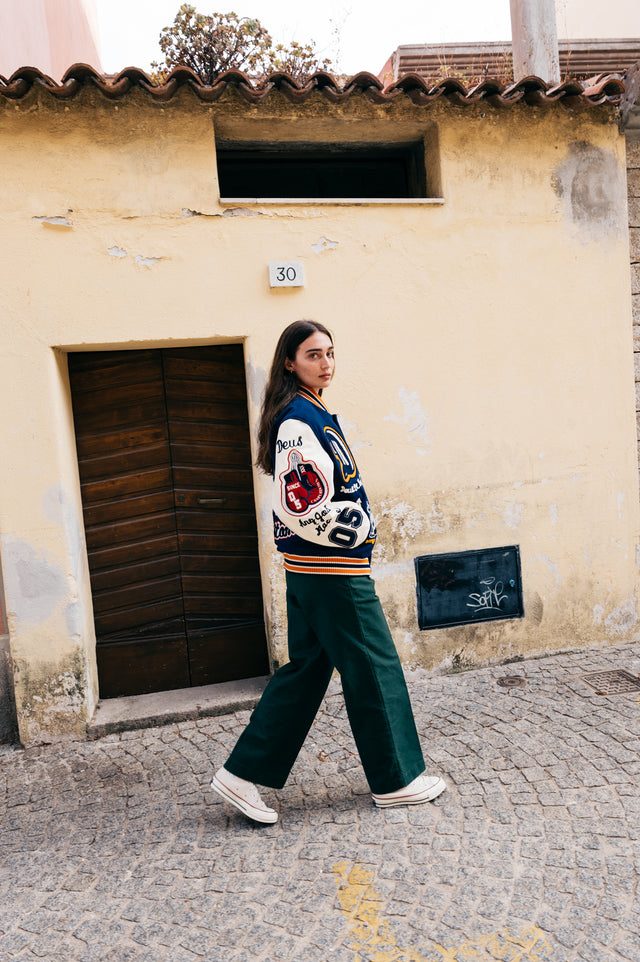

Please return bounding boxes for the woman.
[211,320,445,823]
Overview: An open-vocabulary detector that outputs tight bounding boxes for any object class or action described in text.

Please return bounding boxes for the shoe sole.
[210,775,278,824]
[372,778,446,808]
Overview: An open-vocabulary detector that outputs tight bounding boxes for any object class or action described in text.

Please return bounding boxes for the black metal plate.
[415,545,524,630]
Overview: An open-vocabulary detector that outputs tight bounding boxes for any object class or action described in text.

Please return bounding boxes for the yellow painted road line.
[332,861,554,962]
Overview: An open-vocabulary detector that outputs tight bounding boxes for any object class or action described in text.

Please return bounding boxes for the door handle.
[197,497,227,506]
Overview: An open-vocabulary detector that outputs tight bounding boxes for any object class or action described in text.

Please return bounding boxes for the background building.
[0,66,636,745]
[0,0,101,80]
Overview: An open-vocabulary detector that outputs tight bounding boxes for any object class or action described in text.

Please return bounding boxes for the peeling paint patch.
[379,499,426,541]
[539,554,561,588]
[503,501,524,529]
[182,207,264,219]
[337,419,370,452]
[549,504,558,525]
[64,600,84,639]
[42,484,87,589]
[311,236,338,254]
[1,538,66,627]
[426,498,449,533]
[246,357,267,410]
[134,254,162,268]
[384,387,431,455]
[604,594,638,636]
[222,207,263,217]
[33,215,72,228]
[42,483,68,528]
[107,246,127,258]
[371,559,414,580]
[617,492,625,520]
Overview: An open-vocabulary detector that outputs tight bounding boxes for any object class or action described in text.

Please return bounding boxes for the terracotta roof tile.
[0,63,625,108]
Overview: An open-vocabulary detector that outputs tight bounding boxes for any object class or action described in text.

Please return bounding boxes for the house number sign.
[269,262,305,287]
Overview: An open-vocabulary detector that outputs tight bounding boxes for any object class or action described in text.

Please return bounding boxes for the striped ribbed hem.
[283,553,371,576]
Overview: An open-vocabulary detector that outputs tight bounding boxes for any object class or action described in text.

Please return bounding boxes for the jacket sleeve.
[272,418,372,549]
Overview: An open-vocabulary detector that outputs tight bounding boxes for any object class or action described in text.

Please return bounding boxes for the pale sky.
[94,0,515,77]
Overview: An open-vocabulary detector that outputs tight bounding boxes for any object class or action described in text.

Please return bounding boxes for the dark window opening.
[216,141,427,199]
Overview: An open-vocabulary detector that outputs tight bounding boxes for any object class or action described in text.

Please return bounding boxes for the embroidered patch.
[324,426,358,484]
[276,434,303,455]
[280,450,328,515]
[273,519,293,541]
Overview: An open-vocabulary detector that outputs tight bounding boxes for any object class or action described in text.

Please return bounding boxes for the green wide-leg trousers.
[224,571,425,795]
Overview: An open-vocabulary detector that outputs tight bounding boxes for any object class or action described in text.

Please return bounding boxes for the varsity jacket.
[271,386,377,575]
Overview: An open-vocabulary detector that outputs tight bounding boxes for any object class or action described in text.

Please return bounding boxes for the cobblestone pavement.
[2,642,640,961]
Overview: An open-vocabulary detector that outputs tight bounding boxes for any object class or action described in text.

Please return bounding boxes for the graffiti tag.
[467,577,508,615]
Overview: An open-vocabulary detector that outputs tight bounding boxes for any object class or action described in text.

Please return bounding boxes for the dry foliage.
[436,51,514,87]
[152,4,333,85]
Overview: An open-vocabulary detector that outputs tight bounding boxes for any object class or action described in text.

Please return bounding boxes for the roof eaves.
[0,63,626,108]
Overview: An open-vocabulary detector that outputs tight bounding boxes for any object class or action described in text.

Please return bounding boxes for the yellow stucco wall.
[0,85,637,744]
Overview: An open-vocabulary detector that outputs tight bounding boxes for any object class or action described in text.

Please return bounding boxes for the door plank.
[83,491,175,528]
[97,639,191,697]
[87,512,178,548]
[164,343,269,685]
[81,467,172,503]
[68,350,185,697]
[91,555,182,591]
[89,534,180,572]
[188,623,268,686]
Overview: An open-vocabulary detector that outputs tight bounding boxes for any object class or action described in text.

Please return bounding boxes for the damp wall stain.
[552,141,625,239]
[13,651,88,745]
[1,486,93,744]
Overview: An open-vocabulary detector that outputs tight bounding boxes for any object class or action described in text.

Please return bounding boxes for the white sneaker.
[210,767,278,824]
[372,773,446,808]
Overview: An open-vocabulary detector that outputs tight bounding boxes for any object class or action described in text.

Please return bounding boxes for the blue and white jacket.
[271,387,377,575]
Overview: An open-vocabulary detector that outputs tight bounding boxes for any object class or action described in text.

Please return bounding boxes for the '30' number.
[276,266,298,282]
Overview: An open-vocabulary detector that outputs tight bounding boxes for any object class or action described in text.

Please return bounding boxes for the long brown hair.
[257,319,333,475]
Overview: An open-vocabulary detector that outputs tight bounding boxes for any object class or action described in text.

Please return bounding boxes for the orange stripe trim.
[283,553,369,565]
[297,387,329,412]
[283,561,371,576]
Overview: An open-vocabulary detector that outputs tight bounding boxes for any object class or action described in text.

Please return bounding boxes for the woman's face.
[286,331,335,395]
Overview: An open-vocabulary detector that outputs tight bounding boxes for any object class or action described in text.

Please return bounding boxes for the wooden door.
[68,345,269,698]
